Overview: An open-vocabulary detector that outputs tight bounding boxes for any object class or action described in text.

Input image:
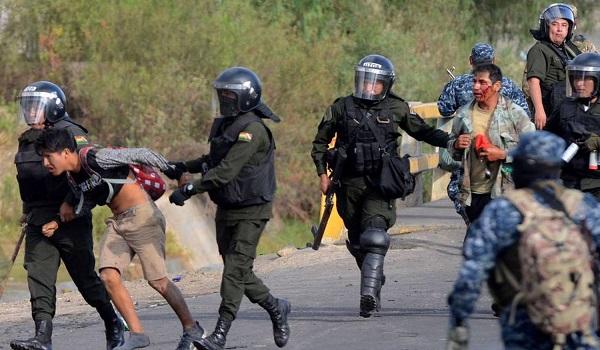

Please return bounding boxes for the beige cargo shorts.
[99,201,167,281]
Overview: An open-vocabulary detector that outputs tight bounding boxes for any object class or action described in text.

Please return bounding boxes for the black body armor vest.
[15,129,69,208]
[558,100,600,179]
[336,96,399,175]
[207,112,276,208]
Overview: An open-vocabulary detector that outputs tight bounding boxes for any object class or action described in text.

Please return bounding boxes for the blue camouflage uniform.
[437,43,530,117]
[447,131,600,349]
[438,74,530,117]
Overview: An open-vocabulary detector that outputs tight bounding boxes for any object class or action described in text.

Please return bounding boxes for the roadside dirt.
[0,244,347,345]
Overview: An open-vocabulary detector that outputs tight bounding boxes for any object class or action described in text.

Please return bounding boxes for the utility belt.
[333,142,390,175]
[353,141,387,175]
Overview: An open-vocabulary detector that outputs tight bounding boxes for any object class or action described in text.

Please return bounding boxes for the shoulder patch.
[238,131,253,142]
[74,135,88,146]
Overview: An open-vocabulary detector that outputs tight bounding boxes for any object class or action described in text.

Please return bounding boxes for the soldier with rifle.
[311,54,450,318]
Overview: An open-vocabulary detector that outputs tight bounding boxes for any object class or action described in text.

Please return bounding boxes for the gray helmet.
[566,53,600,100]
[213,67,262,117]
[354,54,395,101]
[537,3,575,41]
[18,81,67,125]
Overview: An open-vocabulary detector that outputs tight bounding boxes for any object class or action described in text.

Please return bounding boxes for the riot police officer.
[525,3,581,129]
[11,81,124,350]
[311,54,450,317]
[166,67,290,350]
[546,52,600,200]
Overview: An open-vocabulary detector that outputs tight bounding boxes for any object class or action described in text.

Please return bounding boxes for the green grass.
[257,219,313,256]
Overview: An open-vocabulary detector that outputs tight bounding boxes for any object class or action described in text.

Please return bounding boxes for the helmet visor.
[18,91,56,125]
[354,67,394,101]
[543,4,574,23]
[214,89,240,117]
[566,68,600,98]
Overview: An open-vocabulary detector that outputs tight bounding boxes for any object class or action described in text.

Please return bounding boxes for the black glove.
[163,162,187,180]
[169,183,196,206]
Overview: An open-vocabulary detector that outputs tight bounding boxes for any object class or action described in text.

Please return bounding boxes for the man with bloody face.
[447,64,534,226]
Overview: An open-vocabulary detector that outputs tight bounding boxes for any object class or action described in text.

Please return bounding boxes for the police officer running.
[546,52,600,200]
[166,67,291,350]
[311,54,449,317]
[11,81,124,350]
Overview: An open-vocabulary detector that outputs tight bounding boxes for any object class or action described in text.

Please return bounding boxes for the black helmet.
[18,81,67,125]
[536,3,575,42]
[566,53,600,101]
[354,54,395,101]
[213,67,262,117]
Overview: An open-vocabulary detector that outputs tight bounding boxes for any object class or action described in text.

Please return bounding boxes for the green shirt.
[526,41,579,87]
[187,121,273,221]
[311,93,449,177]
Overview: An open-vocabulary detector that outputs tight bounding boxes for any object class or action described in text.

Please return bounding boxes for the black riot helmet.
[534,3,575,42]
[354,54,395,101]
[18,81,67,125]
[566,52,600,101]
[213,67,262,117]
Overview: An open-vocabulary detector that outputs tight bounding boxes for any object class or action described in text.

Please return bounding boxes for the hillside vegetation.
[0,0,595,247]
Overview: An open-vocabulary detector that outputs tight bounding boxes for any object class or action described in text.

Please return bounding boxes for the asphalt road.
[2,200,503,349]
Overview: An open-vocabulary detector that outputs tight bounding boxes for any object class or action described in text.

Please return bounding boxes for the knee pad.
[360,228,390,256]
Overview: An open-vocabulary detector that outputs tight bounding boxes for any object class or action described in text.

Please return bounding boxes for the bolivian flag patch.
[74,135,88,146]
[238,132,253,142]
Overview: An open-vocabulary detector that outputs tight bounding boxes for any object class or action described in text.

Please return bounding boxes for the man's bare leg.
[148,277,194,329]
[100,268,144,333]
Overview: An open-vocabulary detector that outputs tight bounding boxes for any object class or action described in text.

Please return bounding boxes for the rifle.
[446,66,456,80]
[0,224,27,300]
[311,147,347,250]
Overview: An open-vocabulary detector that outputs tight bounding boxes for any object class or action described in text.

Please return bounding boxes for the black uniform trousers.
[24,216,111,321]
[335,177,396,247]
[215,218,270,321]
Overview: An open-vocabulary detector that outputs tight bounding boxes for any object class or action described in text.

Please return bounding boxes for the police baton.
[0,224,27,300]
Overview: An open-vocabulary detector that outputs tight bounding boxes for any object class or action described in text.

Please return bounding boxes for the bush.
[0,0,595,226]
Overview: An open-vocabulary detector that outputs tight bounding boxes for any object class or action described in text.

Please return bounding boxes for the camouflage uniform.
[438,74,530,117]
[438,148,468,225]
[447,131,600,349]
[437,43,530,117]
[447,96,535,207]
[573,34,598,54]
[438,44,530,224]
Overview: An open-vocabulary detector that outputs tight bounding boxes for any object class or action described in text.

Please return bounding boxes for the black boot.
[104,316,125,350]
[259,294,291,348]
[360,253,385,318]
[193,317,231,350]
[10,319,53,350]
[98,303,125,350]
